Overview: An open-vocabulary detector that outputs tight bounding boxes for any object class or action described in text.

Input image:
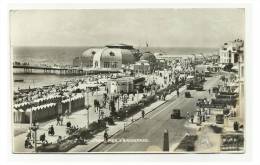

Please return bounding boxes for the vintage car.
[216,114,224,124]
[171,109,181,119]
[185,91,191,98]
[194,84,204,91]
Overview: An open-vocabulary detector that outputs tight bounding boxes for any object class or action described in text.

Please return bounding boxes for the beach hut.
[38,106,45,121]
[24,109,32,124]
[51,103,57,118]
[19,109,25,123]
[52,103,58,117]
[49,103,55,117]
[31,108,37,122]
[57,102,62,115]
[13,109,19,123]
[43,105,50,119]
[40,106,46,121]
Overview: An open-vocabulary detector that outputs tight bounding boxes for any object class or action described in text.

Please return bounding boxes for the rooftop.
[105,44,134,49]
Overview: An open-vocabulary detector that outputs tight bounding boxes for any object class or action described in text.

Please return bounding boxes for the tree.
[233,121,239,131]
[103,93,108,107]
[221,75,226,82]
[109,100,116,116]
[94,99,100,114]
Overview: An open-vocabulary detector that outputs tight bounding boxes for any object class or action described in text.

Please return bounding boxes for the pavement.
[68,81,187,152]
[13,83,167,153]
[14,73,241,153]
[68,100,166,152]
[89,75,221,152]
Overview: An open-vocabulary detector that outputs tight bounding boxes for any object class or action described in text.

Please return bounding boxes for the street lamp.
[30,122,39,152]
[85,87,90,128]
[124,110,128,131]
[27,93,33,127]
[68,92,72,115]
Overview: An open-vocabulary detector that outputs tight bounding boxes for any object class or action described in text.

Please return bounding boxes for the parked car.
[216,114,224,124]
[171,109,181,119]
[195,84,203,91]
[185,91,191,98]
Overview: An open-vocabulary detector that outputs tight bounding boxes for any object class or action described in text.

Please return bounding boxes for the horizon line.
[11,45,219,49]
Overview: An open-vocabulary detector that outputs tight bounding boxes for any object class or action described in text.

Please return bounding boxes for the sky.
[10,9,245,48]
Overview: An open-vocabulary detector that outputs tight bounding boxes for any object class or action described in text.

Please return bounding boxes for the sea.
[12,46,218,90]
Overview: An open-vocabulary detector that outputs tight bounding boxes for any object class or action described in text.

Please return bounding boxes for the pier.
[13,64,86,75]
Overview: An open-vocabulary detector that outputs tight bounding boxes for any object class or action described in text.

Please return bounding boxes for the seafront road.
[90,75,220,152]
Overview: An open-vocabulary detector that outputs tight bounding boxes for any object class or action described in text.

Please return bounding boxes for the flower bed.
[37,119,106,152]
[175,135,198,152]
[115,95,157,121]
[209,124,223,134]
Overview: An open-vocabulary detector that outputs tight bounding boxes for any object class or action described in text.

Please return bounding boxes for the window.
[112,62,117,68]
[95,61,99,67]
[104,62,110,68]
[109,51,115,56]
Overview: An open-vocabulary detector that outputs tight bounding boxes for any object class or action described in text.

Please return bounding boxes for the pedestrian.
[208,89,211,94]
[191,115,194,123]
[26,129,31,140]
[65,109,69,119]
[40,133,46,143]
[142,110,145,118]
[57,136,62,144]
[48,125,55,136]
[24,137,33,149]
[56,115,60,126]
[104,130,108,143]
[60,114,64,126]
[66,121,71,128]
[199,115,202,125]
[177,90,180,97]
[186,112,190,120]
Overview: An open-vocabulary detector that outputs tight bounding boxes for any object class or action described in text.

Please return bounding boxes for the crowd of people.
[20,58,201,149]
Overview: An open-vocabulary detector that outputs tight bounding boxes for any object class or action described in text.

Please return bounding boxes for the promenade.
[13,87,154,153]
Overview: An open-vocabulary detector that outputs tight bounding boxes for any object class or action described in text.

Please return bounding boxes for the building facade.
[238,44,244,120]
[139,52,157,72]
[72,44,140,71]
[219,39,244,64]
[133,60,151,75]
[107,79,134,94]
[107,76,146,94]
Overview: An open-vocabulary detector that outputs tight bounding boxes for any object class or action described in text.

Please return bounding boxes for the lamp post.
[124,110,128,131]
[116,83,120,111]
[85,87,90,128]
[27,93,33,127]
[30,122,39,152]
[68,92,72,115]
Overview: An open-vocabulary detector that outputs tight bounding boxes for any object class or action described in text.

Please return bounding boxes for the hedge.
[115,95,157,121]
[175,135,198,151]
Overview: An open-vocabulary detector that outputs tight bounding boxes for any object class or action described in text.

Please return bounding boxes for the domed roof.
[100,48,122,62]
[140,52,157,63]
[82,48,102,59]
[100,48,136,65]
[121,49,137,64]
[81,45,139,67]
[105,44,134,49]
